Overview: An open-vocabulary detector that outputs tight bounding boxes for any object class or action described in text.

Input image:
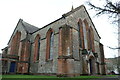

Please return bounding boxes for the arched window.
[83,19,90,50]
[46,29,54,61]
[10,31,21,55]
[34,34,40,62]
[88,29,92,49]
[83,19,95,52]
[90,26,95,52]
[78,19,85,49]
[50,32,54,60]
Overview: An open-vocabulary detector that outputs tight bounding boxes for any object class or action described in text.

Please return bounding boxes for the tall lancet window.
[78,19,85,49]
[50,32,54,60]
[46,29,54,61]
[34,34,40,62]
[37,37,40,60]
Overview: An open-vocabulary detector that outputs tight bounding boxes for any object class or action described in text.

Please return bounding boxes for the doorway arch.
[89,55,95,75]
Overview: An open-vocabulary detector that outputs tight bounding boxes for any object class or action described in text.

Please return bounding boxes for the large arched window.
[10,31,21,55]
[34,34,40,62]
[83,19,95,52]
[46,29,54,61]
[83,19,90,50]
[90,26,95,52]
[78,19,85,49]
[88,29,91,48]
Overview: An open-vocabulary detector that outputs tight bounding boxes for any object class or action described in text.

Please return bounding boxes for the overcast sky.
[0,0,118,58]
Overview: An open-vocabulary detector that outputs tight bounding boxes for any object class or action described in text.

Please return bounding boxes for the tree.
[87,0,120,74]
[106,57,118,73]
[87,0,120,23]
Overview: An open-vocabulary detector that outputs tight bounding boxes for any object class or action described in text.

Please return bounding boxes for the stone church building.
[1,5,106,76]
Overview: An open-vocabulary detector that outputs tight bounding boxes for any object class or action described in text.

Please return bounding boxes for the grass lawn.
[1,75,102,78]
[1,75,101,80]
[2,75,57,78]
[1,75,118,80]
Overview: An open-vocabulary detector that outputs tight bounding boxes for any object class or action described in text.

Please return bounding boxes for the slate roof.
[21,20,39,34]
[7,19,39,44]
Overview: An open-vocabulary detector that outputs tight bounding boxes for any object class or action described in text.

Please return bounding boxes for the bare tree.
[87,0,120,22]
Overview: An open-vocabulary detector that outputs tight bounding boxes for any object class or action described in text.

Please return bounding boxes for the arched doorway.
[89,56,95,75]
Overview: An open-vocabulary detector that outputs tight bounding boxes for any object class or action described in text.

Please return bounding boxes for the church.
[1,5,106,76]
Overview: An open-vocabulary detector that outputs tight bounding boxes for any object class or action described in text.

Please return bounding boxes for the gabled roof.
[7,19,39,44]
[8,5,101,45]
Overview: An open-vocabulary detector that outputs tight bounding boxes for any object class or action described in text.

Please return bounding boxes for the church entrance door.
[89,58,95,75]
[89,59,93,74]
[9,62,16,73]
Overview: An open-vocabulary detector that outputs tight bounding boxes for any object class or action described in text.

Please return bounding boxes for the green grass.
[1,75,102,78]
[1,75,100,80]
[1,74,118,80]
[2,75,57,78]
[75,76,101,78]
[105,75,118,77]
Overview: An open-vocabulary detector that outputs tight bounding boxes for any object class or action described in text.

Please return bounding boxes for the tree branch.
[87,1,120,16]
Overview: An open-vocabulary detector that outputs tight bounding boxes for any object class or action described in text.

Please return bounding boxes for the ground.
[1,75,119,80]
